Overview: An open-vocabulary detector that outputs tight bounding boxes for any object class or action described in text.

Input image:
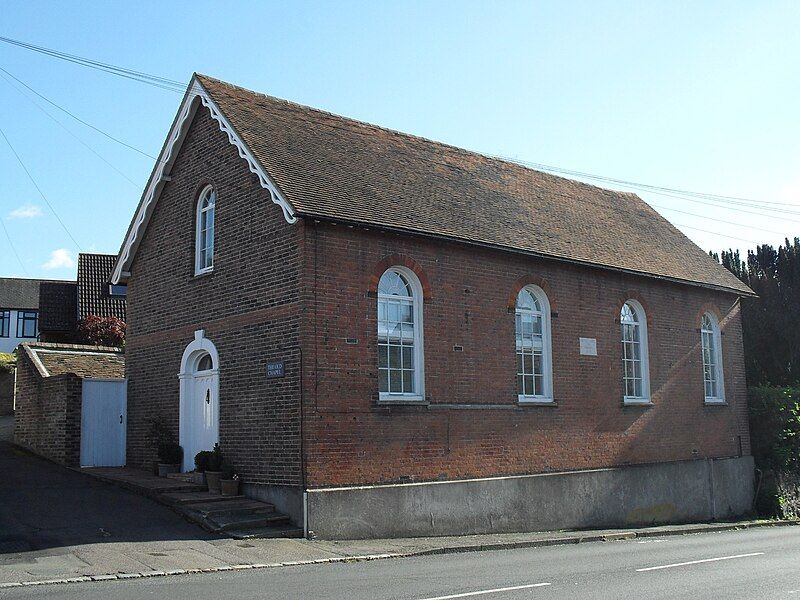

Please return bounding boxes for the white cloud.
[8,205,44,219]
[42,248,75,270]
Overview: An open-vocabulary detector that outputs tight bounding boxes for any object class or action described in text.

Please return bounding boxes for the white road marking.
[636,552,765,572]
[416,582,552,600]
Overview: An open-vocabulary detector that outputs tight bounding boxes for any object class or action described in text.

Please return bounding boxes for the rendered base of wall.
[305,456,755,540]
[243,483,304,525]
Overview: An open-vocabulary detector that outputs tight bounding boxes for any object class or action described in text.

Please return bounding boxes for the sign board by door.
[266,361,285,378]
[80,379,127,467]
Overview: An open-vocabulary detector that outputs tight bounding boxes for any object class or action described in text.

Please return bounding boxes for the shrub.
[0,353,15,374]
[194,450,213,472]
[207,443,223,472]
[77,315,126,347]
[157,442,183,465]
[221,462,236,480]
[145,415,174,447]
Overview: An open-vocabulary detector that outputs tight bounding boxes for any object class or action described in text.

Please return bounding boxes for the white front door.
[182,370,218,472]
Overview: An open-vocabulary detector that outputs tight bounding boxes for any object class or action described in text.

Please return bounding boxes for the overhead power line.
[0,125,82,250]
[0,69,139,186]
[0,218,27,274]
[0,35,184,93]
[0,66,159,161]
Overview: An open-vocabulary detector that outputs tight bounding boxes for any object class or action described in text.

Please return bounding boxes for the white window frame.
[195,185,216,275]
[377,266,425,403]
[621,299,651,405]
[515,285,554,404]
[701,312,726,404]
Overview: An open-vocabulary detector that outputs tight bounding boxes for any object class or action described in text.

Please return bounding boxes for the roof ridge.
[195,73,640,201]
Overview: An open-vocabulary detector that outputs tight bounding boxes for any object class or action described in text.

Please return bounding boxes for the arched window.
[195,185,216,274]
[515,285,553,402]
[621,300,650,403]
[701,312,725,403]
[377,267,424,401]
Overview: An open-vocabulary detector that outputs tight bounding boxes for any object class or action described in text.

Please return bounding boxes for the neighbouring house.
[39,253,127,343]
[0,277,57,353]
[110,74,756,539]
[14,342,126,467]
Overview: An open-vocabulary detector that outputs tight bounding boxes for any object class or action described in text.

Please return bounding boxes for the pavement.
[1,415,797,593]
[3,524,800,599]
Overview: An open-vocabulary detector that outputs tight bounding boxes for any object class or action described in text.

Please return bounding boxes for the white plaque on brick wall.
[579,337,597,356]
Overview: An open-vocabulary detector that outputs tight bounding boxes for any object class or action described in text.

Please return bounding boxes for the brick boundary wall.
[13,350,82,466]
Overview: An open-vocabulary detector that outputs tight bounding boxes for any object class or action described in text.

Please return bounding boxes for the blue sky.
[1,0,798,280]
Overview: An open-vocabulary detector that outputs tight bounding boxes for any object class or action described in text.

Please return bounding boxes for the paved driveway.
[0,416,217,554]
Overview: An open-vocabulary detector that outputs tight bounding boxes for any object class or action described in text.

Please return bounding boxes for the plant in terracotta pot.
[157,442,183,477]
[205,444,224,494]
[219,463,240,497]
[193,450,212,485]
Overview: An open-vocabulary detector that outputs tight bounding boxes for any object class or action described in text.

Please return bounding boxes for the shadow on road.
[0,416,218,554]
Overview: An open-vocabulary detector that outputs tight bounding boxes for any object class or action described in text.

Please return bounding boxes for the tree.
[77,315,126,347]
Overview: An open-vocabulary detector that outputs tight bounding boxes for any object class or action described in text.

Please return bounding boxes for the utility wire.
[671,222,760,245]
[652,203,789,236]
[0,69,139,186]
[0,217,28,275]
[0,66,159,161]
[0,35,184,93]
[0,125,82,250]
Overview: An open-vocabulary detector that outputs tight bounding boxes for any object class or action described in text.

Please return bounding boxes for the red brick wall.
[13,352,82,466]
[301,222,750,487]
[0,370,14,415]
[125,106,303,486]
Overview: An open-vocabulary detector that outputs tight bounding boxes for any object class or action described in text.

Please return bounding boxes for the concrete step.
[226,524,304,539]
[165,472,195,483]
[160,491,245,506]
[207,511,291,532]
[186,499,276,518]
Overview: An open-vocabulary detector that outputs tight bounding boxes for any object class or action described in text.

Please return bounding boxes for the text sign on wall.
[266,361,285,378]
[579,338,598,356]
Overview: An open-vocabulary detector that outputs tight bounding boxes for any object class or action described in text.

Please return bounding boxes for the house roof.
[77,254,126,322]
[0,278,70,310]
[114,74,753,296]
[21,342,124,379]
[38,281,78,332]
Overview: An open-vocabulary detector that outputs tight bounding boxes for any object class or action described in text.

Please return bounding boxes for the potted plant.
[205,443,224,493]
[193,450,212,485]
[220,463,240,496]
[157,442,183,476]
[146,415,174,475]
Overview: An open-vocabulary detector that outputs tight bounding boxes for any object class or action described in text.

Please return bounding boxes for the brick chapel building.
[111,74,755,539]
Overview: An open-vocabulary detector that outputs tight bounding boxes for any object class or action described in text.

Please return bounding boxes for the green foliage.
[0,352,16,374]
[748,386,800,517]
[206,443,224,472]
[194,450,212,472]
[157,442,183,465]
[713,238,800,386]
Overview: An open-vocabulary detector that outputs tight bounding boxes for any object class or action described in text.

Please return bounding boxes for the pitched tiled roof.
[39,281,78,332]
[191,74,752,296]
[0,278,73,310]
[22,342,124,379]
[77,254,126,322]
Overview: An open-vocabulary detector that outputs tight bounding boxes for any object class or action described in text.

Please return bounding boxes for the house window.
[0,311,9,338]
[515,285,553,403]
[17,310,38,339]
[377,267,424,402]
[621,300,650,403]
[195,185,216,274]
[701,313,725,403]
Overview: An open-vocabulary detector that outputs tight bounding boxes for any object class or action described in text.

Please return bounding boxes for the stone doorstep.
[160,490,247,505]
[186,499,276,518]
[203,511,291,532]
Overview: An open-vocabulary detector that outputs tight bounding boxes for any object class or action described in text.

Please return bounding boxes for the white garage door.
[80,379,127,467]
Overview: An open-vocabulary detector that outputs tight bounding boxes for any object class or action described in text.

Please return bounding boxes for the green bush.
[0,353,16,374]
[748,386,800,517]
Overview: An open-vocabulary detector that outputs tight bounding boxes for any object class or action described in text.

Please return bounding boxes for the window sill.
[623,398,653,406]
[378,394,427,405]
[518,396,557,406]
[192,269,214,280]
[704,399,728,406]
